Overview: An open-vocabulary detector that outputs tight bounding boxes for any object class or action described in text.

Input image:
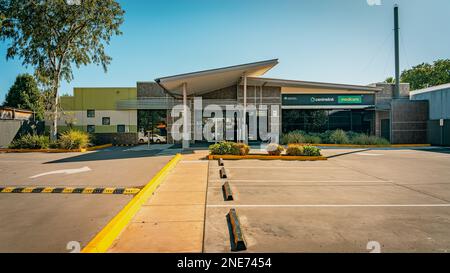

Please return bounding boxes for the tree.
[0,0,124,139]
[384,77,395,84]
[3,74,44,120]
[401,59,450,91]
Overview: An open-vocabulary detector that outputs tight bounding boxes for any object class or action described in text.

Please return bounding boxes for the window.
[87,110,95,118]
[87,125,95,133]
[117,125,126,133]
[102,117,111,126]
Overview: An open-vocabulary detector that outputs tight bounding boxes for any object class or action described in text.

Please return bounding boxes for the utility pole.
[394,5,400,98]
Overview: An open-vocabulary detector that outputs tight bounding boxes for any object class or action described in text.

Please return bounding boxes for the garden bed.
[0,143,112,153]
[207,154,327,161]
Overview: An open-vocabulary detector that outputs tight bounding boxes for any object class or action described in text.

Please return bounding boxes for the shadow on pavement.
[412,147,450,155]
[43,147,185,164]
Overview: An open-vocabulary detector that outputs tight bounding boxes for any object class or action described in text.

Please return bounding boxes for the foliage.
[57,130,90,150]
[351,134,390,145]
[0,0,125,139]
[302,145,322,156]
[303,134,322,144]
[329,129,349,144]
[209,142,249,156]
[285,144,304,156]
[266,143,284,156]
[9,134,50,149]
[3,74,44,120]
[280,130,306,145]
[400,59,450,91]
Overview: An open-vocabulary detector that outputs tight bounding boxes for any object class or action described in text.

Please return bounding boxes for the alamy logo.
[367,0,382,6]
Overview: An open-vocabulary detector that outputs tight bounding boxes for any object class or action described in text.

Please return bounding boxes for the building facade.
[411,84,450,146]
[58,60,429,145]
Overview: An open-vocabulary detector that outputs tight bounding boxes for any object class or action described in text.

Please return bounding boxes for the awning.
[155,59,278,97]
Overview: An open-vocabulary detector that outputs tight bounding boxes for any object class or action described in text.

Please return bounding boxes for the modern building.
[57,59,428,146]
[411,83,450,146]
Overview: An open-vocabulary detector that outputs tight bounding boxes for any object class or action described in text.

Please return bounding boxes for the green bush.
[303,135,322,144]
[302,145,322,156]
[209,142,249,155]
[351,134,390,145]
[9,134,50,149]
[329,129,349,144]
[281,130,305,145]
[285,144,304,156]
[58,130,91,150]
[266,143,284,156]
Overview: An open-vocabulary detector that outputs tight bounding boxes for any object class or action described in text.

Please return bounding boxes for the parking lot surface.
[0,146,173,253]
[204,148,450,253]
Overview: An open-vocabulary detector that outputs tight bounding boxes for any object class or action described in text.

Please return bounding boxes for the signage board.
[282,94,375,106]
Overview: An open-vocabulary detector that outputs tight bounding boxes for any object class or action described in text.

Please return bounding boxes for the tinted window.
[87,125,95,133]
[117,125,126,133]
[102,117,110,126]
[87,110,95,118]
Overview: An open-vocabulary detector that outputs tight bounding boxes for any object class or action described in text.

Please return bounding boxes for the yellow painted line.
[81,154,183,253]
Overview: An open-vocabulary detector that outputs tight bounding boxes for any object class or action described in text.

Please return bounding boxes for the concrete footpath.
[108,152,209,253]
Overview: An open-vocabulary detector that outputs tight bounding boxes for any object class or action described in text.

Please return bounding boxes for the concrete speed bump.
[0,186,141,195]
[227,208,247,251]
[218,158,225,166]
[220,167,228,179]
[222,182,234,201]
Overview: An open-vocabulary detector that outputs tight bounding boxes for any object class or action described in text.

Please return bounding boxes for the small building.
[411,83,450,146]
[0,107,34,148]
[58,59,429,146]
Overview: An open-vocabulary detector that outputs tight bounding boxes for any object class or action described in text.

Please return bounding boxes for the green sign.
[338,96,363,104]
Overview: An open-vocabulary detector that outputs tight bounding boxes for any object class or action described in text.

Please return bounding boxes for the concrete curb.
[81,154,182,253]
[227,209,247,251]
[0,143,113,153]
[208,155,327,161]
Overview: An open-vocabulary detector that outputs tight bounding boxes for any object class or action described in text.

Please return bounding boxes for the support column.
[182,82,190,149]
[243,74,248,144]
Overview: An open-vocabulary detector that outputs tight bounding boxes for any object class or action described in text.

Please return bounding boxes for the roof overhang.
[245,77,382,93]
[155,59,278,97]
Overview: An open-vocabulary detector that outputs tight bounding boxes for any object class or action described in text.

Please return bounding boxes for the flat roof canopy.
[155,59,278,97]
[245,77,382,92]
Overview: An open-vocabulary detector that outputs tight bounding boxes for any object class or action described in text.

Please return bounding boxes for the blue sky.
[1,0,449,102]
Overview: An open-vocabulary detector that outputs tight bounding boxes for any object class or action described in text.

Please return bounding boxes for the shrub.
[209,142,249,155]
[302,145,322,156]
[329,129,349,144]
[58,130,90,150]
[351,134,389,145]
[285,144,304,156]
[235,143,250,156]
[281,130,305,145]
[9,134,50,149]
[303,135,322,144]
[266,143,284,156]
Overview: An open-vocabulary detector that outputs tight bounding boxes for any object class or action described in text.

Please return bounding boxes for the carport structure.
[155,59,279,149]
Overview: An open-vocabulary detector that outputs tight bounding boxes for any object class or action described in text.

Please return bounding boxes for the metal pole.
[394,5,400,98]
[243,74,247,144]
[182,82,189,149]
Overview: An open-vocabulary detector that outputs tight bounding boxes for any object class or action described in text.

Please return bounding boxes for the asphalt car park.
[204,147,450,253]
[0,146,173,253]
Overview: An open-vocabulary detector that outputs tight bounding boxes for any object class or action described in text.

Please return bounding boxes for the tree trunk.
[50,78,59,141]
